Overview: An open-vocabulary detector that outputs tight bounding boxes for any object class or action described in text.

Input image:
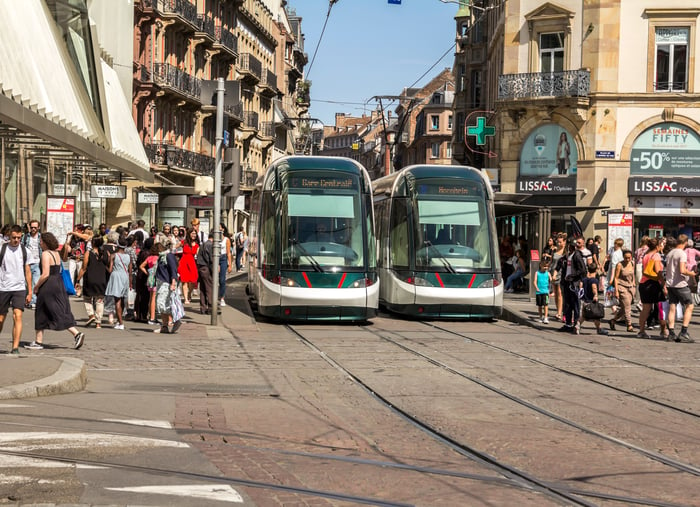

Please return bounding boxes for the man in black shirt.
[196,233,214,314]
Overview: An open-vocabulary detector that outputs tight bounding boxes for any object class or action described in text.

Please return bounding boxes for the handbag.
[60,263,76,296]
[583,301,605,320]
[170,289,185,322]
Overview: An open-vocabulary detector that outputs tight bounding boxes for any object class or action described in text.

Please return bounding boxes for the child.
[533,260,552,323]
[579,263,608,335]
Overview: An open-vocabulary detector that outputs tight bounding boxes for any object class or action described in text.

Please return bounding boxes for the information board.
[46,196,76,247]
[607,212,634,251]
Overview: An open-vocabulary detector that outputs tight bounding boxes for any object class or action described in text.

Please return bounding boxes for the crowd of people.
[500,231,698,343]
[0,218,249,354]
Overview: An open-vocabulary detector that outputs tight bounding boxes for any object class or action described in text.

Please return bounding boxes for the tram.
[247,156,378,321]
[373,165,502,318]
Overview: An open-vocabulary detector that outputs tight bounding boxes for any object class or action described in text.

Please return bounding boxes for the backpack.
[235,232,244,249]
[147,265,157,289]
[0,243,28,268]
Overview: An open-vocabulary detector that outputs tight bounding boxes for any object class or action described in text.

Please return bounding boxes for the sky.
[287,0,461,127]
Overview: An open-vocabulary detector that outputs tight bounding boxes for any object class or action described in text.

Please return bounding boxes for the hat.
[191,218,200,226]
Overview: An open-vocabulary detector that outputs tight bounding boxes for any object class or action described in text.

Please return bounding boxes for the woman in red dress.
[178,228,199,304]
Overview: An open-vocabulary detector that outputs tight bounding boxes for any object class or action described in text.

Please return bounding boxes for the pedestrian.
[559,237,587,334]
[218,223,233,307]
[196,232,214,315]
[609,249,636,333]
[664,234,696,343]
[579,263,608,335]
[22,219,41,310]
[634,236,650,309]
[154,237,181,334]
[235,226,246,271]
[504,249,526,293]
[637,237,665,339]
[128,219,150,239]
[191,217,205,244]
[25,232,84,350]
[102,231,118,325]
[63,224,91,297]
[139,240,161,325]
[551,234,566,321]
[684,238,700,295]
[133,236,154,323]
[0,225,32,354]
[77,236,109,329]
[105,237,131,330]
[533,260,552,324]
[178,228,199,304]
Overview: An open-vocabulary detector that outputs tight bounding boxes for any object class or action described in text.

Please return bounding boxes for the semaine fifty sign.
[628,177,700,196]
[517,175,576,194]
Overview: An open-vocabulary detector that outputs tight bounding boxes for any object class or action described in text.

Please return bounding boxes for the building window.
[431,142,440,159]
[448,115,453,131]
[655,27,688,92]
[431,116,440,131]
[446,143,452,159]
[456,113,464,142]
[470,70,482,107]
[540,32,564,73]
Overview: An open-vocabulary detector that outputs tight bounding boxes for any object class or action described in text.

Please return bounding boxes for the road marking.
[0,404,34,408]
[106,484,244,502]
[103,419,173,429]
[0,432,189,451]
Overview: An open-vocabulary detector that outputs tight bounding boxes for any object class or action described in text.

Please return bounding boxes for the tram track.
[286,323,698,507]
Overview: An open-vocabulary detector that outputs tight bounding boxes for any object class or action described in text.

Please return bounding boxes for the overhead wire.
[305,0,339,79]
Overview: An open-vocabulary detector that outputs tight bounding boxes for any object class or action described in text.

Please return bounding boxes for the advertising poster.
[519,123,578,177]
[630,122,700,175]
[606,212,633,251]
[46,196,75,246]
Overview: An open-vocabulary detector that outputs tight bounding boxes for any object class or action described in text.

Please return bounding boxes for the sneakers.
[113,323,125,330]
[154,325,169,334]
[637,331,650,339]
[220,298,226,307]
[676,331,695,343]
[542,317,549,324]
[609,319,615,331]
[147,319,160,326]
[597,328,609,336]
[573,324,580,335]
[170,320,183,334]
[557,324,572,332]
[24,341,44,350]
[74,332,85,350]
[9,348,19,355]
[85,316,96,327]
[666,330,677,342]
[504,288,514,293]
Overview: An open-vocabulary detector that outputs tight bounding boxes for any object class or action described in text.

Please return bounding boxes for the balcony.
[242,110,259,131]
[259,68,278,97]
[497,69,590,100]
[145,142,215,176]
[195,14,216,42]
[239,53,262,84]
[153,63,202,102]
[258,121,274,140]
[224,102,243,124]
[213,26,238,58]
[154,0,198,31]
[240,169,257,190]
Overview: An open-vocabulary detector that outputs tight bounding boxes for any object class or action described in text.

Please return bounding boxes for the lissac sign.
[628,177,700,196]
[517,177,576,194]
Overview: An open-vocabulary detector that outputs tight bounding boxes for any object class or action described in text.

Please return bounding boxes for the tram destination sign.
[417,181,481,196]
[289,175,356,190]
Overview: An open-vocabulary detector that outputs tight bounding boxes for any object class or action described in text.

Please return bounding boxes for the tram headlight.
[478,278,501,288]
[280,276,300,287]
[351,277,374,288]
[411,276,434,287]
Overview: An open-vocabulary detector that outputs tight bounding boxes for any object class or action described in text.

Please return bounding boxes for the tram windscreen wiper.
[424,241,456,274]
[290,239,324,272]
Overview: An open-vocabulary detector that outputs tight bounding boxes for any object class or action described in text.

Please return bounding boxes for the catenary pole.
[211,78,224,326]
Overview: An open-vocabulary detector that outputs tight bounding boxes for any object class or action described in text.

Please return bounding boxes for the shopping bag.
[170,289,185,322]
[60,263,76,296]
[583,301,605,320]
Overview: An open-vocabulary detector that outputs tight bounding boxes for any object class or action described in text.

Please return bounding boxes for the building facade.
[454,0,700,246]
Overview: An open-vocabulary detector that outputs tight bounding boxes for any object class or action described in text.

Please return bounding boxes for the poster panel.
[46,196,75,247]
[607,212,634,251]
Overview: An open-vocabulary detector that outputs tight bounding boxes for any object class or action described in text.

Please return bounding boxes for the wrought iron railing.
[242,111,259,130]
[145,142,215,175]
[135,64,152,83]
[240,53,262,80]
[261,68,277,91]
[224,102,243,120]
[241,170,257,188]
[196,14,216,39]
[156,0,198,29]
[259,121,274,138]
[215,26,238,54]
[152,62,201,100]
[497,69,590,100]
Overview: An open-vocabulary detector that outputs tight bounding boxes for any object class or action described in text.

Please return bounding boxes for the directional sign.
[466,116,495,145]
[388,0,401,4]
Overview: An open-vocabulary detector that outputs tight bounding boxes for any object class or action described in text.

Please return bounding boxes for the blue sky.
[288,0,461,126]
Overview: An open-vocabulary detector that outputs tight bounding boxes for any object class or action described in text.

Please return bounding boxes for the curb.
[0,357,87,400]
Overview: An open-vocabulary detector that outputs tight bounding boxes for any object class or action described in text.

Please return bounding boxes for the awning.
[0,0,152,182]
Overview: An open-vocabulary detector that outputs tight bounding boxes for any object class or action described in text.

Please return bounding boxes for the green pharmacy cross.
[467,117,495,145]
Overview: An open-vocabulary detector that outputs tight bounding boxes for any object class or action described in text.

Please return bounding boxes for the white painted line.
[0,432,189,451]
[0,404,34,408]
[102,419,173,429]
[106,485,244,502]
[0,455,73,468]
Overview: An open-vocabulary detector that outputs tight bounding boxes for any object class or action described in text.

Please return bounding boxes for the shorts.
[639,280,662,305]
[536,293,549,307]
[0,290,27,315]
[667,286,693,306]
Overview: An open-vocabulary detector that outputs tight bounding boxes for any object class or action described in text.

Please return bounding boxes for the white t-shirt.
[26,234,41,264]
[0,245,28,292]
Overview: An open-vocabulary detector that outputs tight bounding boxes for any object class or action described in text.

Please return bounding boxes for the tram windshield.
[281,173,366,271]
[411,198,493,271]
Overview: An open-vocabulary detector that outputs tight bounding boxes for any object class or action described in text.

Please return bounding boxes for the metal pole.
[210,77,224,326]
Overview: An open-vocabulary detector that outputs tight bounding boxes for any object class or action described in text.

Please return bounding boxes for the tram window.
[260,192,277,268]
[288,194,355,218]
[390,199,410,269]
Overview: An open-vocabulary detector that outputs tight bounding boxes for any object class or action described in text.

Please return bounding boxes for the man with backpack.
[234,226,245,272]
[0,225,32,354]
[559,237,588,334]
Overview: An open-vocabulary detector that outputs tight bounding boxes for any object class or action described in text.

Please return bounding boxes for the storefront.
[628,121,700,242]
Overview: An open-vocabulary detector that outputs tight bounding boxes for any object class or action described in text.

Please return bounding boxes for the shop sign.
[189,195,214,208]
[137,192,159,204]
[90,185,126,199]
[519,123,578,177]
[630,122,700,175]
[628,177,700,196]
[516,175,576,194]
